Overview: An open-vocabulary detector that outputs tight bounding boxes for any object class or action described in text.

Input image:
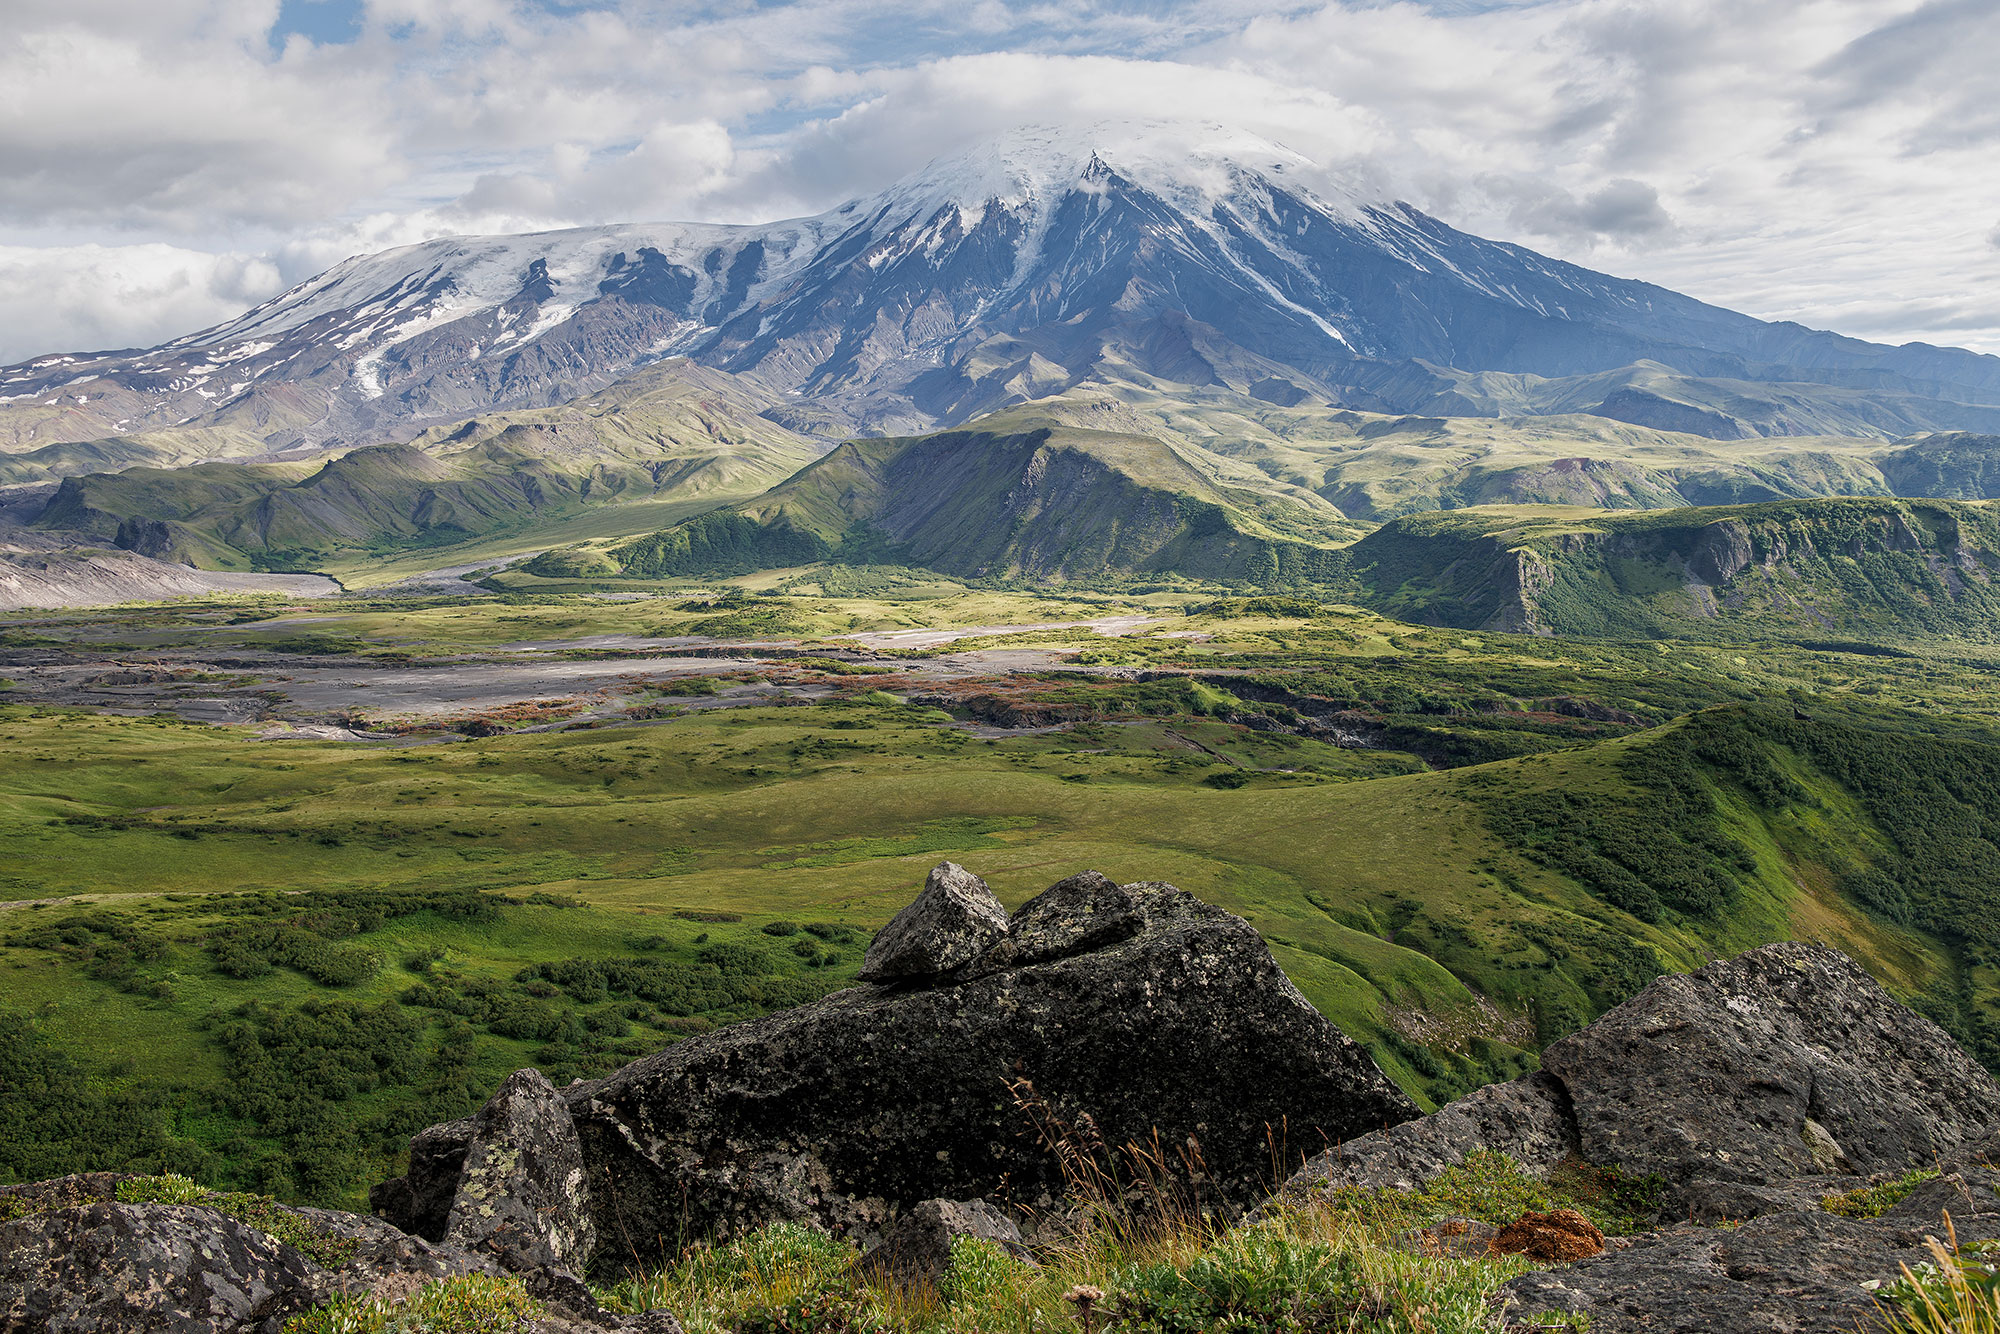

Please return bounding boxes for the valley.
[6,586,2000,1212]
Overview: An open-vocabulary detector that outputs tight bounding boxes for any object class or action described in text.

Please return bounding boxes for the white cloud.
[0,0,1997,361]
[0,243,287,356]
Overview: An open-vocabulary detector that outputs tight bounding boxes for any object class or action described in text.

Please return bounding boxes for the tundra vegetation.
[5,582,2000,1330]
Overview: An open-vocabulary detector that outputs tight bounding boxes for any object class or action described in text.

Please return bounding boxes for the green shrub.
[285,1274,544,1333]
[1823,1168,1939,1219]
[1109,1224,1369,1334]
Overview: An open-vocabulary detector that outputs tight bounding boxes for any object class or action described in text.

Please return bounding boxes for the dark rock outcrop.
[858,861,1008,983]
[1499,1144,2000,1334]
[444,1067,597,1275]
[377,869,1419,1276]
[1539,941,2000,1194]
[1279,942,2000,1220]
[0,1173,678,1334]
[856,1198,1036,1290]
[0,1202,317,1334]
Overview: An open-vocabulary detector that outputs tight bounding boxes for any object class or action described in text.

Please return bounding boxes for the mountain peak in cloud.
[875,120,1356,218]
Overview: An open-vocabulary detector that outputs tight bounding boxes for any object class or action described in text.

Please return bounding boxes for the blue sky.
[0,0,1995,361]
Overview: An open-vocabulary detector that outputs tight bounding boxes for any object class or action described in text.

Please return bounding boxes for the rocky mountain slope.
[5,123,2000,488]
[573,416,1360,584]
[1340,494,2000,638]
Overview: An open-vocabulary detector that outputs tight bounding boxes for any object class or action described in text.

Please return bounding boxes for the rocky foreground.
[4,866,1998,1332]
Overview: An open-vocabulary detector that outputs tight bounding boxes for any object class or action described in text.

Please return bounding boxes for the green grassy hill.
[29,362,823,578]
[1341,496,2000,641]
[567,416,1363,585]
[0,694,1988,1203]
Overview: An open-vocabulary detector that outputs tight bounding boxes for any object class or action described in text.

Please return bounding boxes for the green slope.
[575,417,1363,585]
[28,361,823,578]
[1341,496,2000,641]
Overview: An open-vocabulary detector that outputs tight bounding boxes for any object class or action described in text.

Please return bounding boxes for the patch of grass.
[284,1273,544,1333]
[760,817,1038,870]
[1822,1168,1940,1219]
[1874,1228,2000,1334]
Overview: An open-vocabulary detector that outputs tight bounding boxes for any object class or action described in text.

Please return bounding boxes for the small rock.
[1489,1209,1603,1263]
[445,1067,598,1274]
[976,871,1143,972]
[856,1198,1035,1289]
[860,862,1009,983]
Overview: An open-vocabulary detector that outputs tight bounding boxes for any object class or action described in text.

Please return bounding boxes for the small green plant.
[598,1221,865,1330]
[940,1235,1022,1306]
[1823,1168,1939,1219]
[1874,1219,2000,1334]
[284,1274,545,1333]
[1108,1224,1372,1333]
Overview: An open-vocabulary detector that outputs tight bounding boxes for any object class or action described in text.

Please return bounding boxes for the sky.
[1,0,1996,363]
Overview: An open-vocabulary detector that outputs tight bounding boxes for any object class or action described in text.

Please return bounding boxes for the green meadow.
[4,591,1999,1207]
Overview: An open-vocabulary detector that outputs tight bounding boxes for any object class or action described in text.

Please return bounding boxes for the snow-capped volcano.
[5,121,2000,464]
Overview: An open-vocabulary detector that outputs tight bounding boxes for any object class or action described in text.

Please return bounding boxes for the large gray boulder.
[0,1173,670,1334]
[0,1202,316,1334]
[1541,941,2000,1191]
[377,868,1419,1277]
[1502,1139,2000,1333]
[1278,942,2000,1218]
[444,1067,597,1275]
[859,861,1009,983]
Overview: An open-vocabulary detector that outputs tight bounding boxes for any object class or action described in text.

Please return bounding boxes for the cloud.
[1487,177,1676,245]
[0,244,287,359]
[0,0,1997,361]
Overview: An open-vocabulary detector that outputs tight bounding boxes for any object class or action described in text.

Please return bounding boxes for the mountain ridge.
[5,123,2000,486]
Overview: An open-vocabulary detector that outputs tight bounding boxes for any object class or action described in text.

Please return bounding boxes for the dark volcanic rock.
[444,1067,597,1274]
[856,1198,1035,1290]
[1276,1071,1576,1200]
[377,869,1418,1275]
[372,1118,477,1240]
[1542,941,2000,1194]
[1278,942,2000,1222]
[1499,1202,2000,1334]
[0,1201,315,1333]
[859,861,1008,983]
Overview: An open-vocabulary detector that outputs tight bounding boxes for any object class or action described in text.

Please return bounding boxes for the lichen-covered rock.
[0,1201,315,1333]
[371,1117,476,1240]
[1542,941,2000,1192]
[1273,941,2000,1223]
[1499,1204,2000,1333]
[445,1067,597,1274]
[378,871,1418,1274]
[857,1198,1035,1290]
[1274,1071,1575,1203]
[859,862,1009,983]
